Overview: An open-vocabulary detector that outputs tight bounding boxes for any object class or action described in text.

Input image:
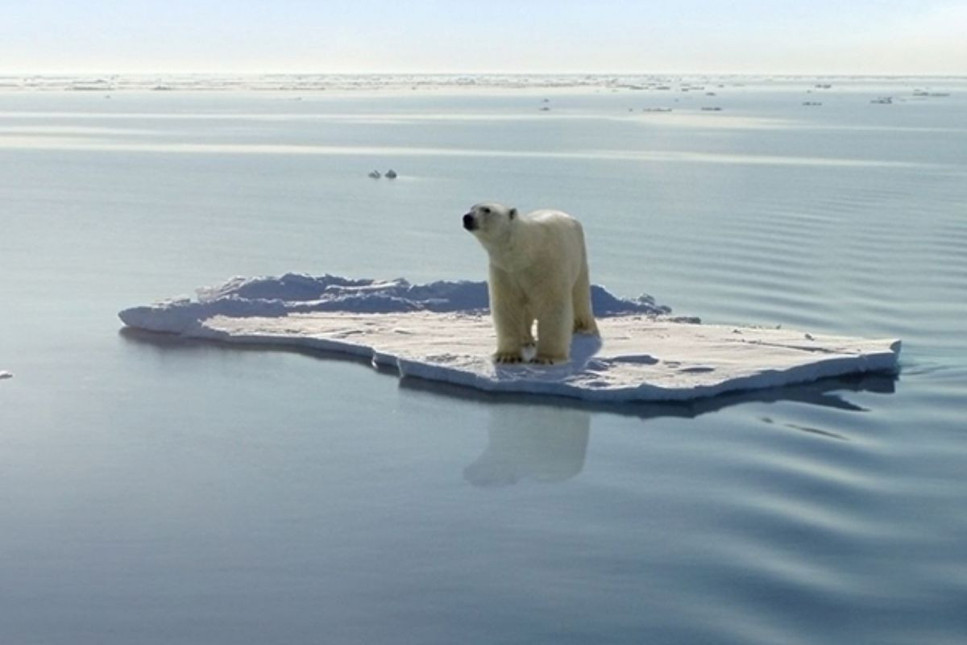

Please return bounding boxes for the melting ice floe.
[118,273,900,403]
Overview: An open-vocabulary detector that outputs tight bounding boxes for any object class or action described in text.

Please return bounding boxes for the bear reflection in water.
[464,404,590,487]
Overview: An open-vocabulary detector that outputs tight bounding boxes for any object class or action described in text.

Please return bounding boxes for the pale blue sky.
[3,0,965,75]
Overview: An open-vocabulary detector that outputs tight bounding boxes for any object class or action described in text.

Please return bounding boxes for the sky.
[2,0,965,76]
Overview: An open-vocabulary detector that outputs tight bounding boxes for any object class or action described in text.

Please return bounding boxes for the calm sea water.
[1,77,966,644]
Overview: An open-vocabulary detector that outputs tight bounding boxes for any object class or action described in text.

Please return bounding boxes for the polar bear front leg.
[489,266,528,363]
[533,299,574,364]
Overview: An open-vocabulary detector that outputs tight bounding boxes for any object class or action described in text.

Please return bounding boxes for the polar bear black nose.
[463,213,476,231]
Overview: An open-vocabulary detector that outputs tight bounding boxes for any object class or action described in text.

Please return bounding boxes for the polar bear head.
[462,202,518,243]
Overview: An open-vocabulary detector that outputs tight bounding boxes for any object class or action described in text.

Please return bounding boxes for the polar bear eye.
[480,206,491,215]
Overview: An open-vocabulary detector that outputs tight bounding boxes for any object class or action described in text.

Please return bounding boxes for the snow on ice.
[118,273,900,403]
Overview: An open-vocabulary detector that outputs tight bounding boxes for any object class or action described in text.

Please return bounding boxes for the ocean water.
[1,77,966,644]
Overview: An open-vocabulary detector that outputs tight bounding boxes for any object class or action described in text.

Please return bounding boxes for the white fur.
[463,202,599,364]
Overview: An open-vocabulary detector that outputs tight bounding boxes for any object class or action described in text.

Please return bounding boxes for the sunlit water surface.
[1,78,966,644]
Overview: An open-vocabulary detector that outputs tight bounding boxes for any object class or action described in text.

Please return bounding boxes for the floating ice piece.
[385,169,398,178]
[118,274,900,403]
[0,370,12,380]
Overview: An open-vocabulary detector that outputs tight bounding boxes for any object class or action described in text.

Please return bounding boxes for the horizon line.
[3,70,966,78]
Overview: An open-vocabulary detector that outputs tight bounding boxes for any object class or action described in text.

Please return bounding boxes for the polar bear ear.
[508,207,518,220]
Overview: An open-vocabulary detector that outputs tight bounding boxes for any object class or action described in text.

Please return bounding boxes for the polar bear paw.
[494,352,524,364]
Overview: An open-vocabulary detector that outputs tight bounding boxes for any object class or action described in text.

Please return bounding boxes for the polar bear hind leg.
[572,258,598,335]
[521,304,536,346]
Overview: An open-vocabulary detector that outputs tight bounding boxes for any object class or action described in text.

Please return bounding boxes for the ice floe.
[118,274,900,403]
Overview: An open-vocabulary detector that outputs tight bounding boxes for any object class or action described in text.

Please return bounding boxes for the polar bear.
[462,202,599,364]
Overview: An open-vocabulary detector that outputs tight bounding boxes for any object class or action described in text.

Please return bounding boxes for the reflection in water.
[464,405,590,487]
